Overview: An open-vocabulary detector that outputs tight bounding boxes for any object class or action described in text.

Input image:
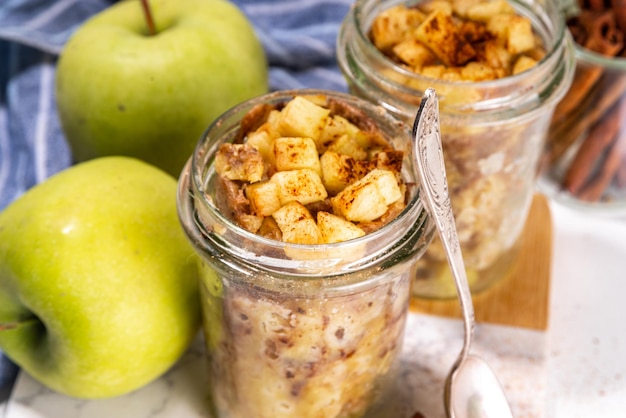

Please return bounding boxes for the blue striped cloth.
[0,0,350,402]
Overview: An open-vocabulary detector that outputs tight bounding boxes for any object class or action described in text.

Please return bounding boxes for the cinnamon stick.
[546,0,626,201]
[551,67,604,125]
[563,98,624,194]
[583,11,624,54]
[612,97,626,189]
[546,74,626,164]
[551,10,624,124]
[577,119,626,201]
[586,0,606,10]
[611,0,626,34]
[616,154,626,187]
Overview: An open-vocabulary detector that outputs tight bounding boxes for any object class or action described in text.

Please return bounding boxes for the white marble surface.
[3,313,546,418]
[545,202,626,417]
[3,199,626,418]
[393,315,547,418]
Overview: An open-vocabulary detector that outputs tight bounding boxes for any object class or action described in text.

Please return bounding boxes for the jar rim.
[178,89,434,278]
[574,44,626,71]
[350,0,569,88]
[339,0,575,118]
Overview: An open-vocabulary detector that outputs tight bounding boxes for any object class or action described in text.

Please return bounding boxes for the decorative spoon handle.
[412,88,474,359]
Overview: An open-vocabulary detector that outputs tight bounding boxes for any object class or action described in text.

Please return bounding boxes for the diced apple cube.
[354,129,388,151]
[326,134,368,161]
[372,169,404,205]
[246,130,276,169]
[236,213,265,234]
[415,10,476,67]
[257,216,282,241]
[441,67,464,82]
[487,14,534,54]
[371,150,404,174]
[331,169,402,222]
[270,169,328,206]
[451,0,483,18]
[370,5,426,51]
[254,109,282,136]
[392,38,437,68]
[334,115,361,138]
[317,211,365,243]
[273,136,321,175]
[267,110,283,132]
[506,16,536,55]
[272,201,321,244]
[316,117,342,154]
[299,94,328,107]
[480,40,512,71]
[245,181,282,216]
[320,151,369,195]
[420,0,453,15]
[278,96,330,141]
[461,61,497,81]
[466,0,515,22]
[332,185,387,223]
[512,55,537,75]
[419,64,446,79]
[319,115,367,156]
[214,143,265,183]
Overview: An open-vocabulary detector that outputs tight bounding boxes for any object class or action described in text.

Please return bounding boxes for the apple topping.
[213,95,408,244]
[369,0,546,81]
[215,143,266,183]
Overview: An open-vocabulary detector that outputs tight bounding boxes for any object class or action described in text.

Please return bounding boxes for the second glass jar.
[337,0,575,298]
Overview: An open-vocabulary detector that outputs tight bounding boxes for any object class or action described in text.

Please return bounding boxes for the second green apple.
[56,0,268,177]
[0,157,201,399]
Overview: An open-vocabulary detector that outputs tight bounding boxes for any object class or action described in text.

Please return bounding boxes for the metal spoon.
[412,89,514,418]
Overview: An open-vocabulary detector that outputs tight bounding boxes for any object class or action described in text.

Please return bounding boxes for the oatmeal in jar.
[177,90,434,418]
[337,0,574,297]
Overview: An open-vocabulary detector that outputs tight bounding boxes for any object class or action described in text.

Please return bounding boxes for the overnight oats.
[177,90,434,418]
[337,0,575,298]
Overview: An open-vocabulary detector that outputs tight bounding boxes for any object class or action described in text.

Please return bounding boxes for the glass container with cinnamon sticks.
[540,0,626,214]
[337,0,575,298]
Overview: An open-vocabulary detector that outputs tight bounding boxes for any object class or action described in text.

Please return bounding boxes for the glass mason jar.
[539,43,626,216]
[177,89,434,418]
[337,0,575,298]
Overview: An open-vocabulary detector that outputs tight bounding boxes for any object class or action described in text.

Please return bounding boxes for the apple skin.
[55,0,268,178]
[0,157,201,399]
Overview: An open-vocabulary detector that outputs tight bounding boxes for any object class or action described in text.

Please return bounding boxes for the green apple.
[0,157,201,399]
[56,0,268,178]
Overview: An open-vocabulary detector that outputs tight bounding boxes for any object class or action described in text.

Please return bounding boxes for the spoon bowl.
[412,89,513,418]
[445,356,514,418]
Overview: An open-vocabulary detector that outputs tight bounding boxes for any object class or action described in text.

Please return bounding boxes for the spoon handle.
[412,89,475,357]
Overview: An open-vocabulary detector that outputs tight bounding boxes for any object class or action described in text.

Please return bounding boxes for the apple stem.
[140,0,157,36]
[0,323,18,331]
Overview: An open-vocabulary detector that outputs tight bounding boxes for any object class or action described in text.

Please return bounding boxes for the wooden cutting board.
[410,194,552,331]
